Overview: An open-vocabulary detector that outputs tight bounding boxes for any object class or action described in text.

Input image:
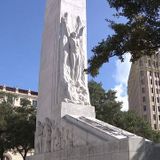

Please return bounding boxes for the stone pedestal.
[61,102,96,118]
[28,113,153,160]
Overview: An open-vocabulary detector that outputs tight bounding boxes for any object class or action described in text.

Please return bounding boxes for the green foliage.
[89,80,122,123]
[0,92,15,160]
[115,111,153,139]
[0,93,36,160]
[88,80,160,142]
[152,131,160,143]
[20,98,31,107]
[0,91,17,106]
[8,107,36,160]
[88,0,160,76]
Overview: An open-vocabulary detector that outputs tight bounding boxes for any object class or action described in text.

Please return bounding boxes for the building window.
[151,88,154,93]
[153,114,156,120]
[154,124,157,130]
[32,100,37,107]
[150,71,152,76]
[150,79,153,85]
[159,115,160,120]
[157,97,160,103]
[152,96,154,102]
[141,79,144,85]
[155,72,157,77]
[158,106,160,112]
[153,105,155,111]
[142,88,145,93]
[155,80,158,85]
[143,96,146,102]
[143,105,147,111]
[156,88,159,94]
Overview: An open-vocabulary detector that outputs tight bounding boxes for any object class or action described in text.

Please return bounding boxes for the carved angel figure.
[60,13,90,105]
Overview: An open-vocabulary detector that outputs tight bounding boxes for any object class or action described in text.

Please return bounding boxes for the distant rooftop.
[0,85,38,96]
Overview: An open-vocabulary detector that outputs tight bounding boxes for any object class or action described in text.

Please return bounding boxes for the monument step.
[63,115,141,141]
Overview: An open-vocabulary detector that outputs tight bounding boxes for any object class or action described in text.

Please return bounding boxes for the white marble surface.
[61,102,95,118]
[28,114,153,160]
[37,0,90,123]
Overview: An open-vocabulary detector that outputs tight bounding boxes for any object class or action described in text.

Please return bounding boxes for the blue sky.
[0,0,131,110]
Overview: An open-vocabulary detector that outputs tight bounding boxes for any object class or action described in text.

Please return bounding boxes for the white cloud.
[112,54,131,111]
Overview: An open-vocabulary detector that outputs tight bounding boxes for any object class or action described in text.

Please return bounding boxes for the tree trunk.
[0,148,5,160]
[22,151,27,160]
[0,152,4,160]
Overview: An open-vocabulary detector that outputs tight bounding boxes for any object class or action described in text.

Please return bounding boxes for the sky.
[0,0,131,111]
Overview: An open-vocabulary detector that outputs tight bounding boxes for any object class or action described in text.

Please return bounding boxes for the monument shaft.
[37,0,89,122]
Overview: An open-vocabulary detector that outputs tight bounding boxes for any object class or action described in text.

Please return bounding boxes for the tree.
[0,92,15,160]
[89,80,122,124]
[0,104,13,160]
[115,111,153,140]
[88,0,160,76]
[20,98,31,107]
[8,102,36,160]
[88,80,159,142]
[0,93,36,160]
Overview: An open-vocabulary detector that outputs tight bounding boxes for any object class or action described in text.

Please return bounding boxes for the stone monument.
[27,0,157,160]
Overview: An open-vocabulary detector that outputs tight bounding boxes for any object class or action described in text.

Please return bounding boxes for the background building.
[0,85,38,160]
[0,85,38,108]
[128,53,160,130]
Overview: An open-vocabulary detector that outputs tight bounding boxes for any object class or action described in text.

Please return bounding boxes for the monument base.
[28,113,154,160]
[27,142,140,160]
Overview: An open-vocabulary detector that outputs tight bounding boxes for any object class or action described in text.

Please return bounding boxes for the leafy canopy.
[8,106,36,160]
[89,80,122,124]
[88,0,160,76]
[0,92,36,160]
[0,92,15,160]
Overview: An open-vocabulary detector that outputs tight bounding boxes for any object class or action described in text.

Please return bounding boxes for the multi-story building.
[128,53,160,130]
[0,85,38,108]
[0,85,38,160]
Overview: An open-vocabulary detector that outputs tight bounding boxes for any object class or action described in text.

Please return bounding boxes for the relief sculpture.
[36,118,74,153]
[60,13,90,105]
[43,118,52,153]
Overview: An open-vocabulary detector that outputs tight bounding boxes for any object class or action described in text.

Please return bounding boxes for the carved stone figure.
[43,118,52,153]
[61,13,70,70]
[51,120,56,152]
[35,121,43,154]
[54,127,61,150]
[60,127,66,149]
[60,12,90,105]
[66,129,74,147]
